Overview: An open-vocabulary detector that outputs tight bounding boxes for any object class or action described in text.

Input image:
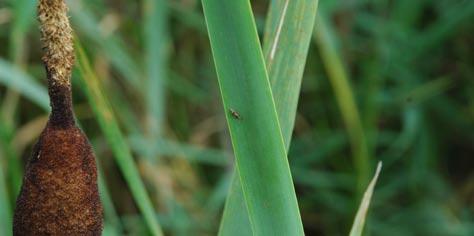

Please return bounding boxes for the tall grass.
[313,13,371,194]
[0,60,49,110]
[0,0,473,235]
[76,42,164,236]
[143,0,168,141]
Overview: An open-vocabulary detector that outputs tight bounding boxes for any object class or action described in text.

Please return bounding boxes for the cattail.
[13,0,103,235]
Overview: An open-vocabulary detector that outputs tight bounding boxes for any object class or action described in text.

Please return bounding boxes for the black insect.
[229,108,242,120]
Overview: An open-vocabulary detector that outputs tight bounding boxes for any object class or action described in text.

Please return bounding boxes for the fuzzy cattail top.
[38,0,74,86]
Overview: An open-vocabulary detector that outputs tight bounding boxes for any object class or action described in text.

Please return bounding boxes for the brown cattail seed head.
[13,0,103,235]
[13,126,103,235]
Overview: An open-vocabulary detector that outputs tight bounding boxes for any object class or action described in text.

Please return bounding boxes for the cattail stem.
[47,75,74,126]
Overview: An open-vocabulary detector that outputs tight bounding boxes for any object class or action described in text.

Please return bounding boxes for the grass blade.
[0,112,15,236]
[313,13,371,193]
[218,0,319,235]
[414,1,474,58]
[68,0,142,89]
[0,151,12,236]
[3,0,36,133]
[201,0,304,234]
[97,166,123,233]
[9,0,36,62]
[0,114,23,199]
[75,41,164,236]
[263,0,319,149]
[143,0,169,139]
[0,58,49,111]
[128,136,230,166]
[349,162,383,236]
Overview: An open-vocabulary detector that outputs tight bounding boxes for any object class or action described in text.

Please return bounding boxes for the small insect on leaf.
[229,108,242,120]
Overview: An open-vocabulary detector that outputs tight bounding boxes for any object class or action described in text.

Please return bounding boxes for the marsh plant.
[13,0,102,234]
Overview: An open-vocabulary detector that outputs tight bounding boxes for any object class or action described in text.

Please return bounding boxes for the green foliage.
[0,59,49,110]
[75,42,164,236]
[0,0,473,235]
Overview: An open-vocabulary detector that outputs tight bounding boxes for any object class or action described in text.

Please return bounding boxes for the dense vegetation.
[0,0,473,235]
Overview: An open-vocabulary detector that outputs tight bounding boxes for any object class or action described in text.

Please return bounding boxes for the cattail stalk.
[13,0,103,235]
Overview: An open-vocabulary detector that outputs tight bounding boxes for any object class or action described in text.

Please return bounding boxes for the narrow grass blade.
[167,1,206,33]
[168,72,208,104]
[206,174,232,215]
[0,125,13,236]
[9,0,36,62]
[143,0,169,139]
[7,0,36,119]
[68,0,142,89]
[97,164,123,233]
[128,136,230,166]
[0,58,49,111]
[75,41,164,236]
[313,14,371,193]
[263,0,319,149]
[0,154,12,236]
[0,114,23,198]
[218,1,319,235]
[201,0,304,235]
[349,162,383,236]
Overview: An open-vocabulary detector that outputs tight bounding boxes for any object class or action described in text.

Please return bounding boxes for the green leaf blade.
[201,0,304,235]
[0,149,13,236]
[263,0,319,149]
[0,59,49,111]
[349,162,383,236]
[75,42,164,236]
[218,0,319,235]
[313,14,371,193]
[143,0,169,139]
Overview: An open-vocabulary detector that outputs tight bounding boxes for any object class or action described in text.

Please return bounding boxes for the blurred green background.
[0,0,473,235]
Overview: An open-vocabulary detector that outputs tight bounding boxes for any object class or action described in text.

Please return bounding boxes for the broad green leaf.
[75,42,164,236]
[201,0,304,235]
[349,162,383,236]
[218,0,319,235]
